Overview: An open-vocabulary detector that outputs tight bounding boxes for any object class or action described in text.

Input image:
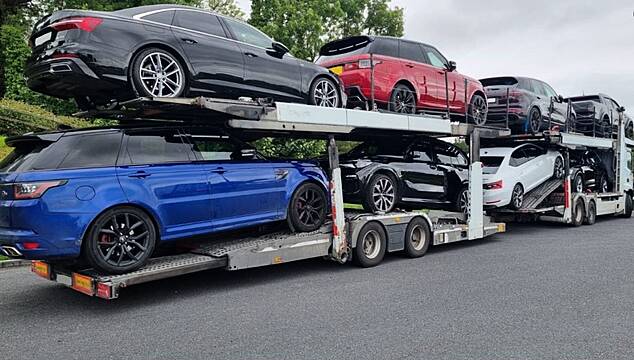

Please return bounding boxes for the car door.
[221,16,303,102]
[433,142,469,200]
[183,131,280,232]
[522,145,547,188]
[508,147,532,188]
[400,140,446,201]
[117,128,214,240]
[170,9,245,96]
[398,40,432,107]
[541,82,567,126]
[421,45,457,111]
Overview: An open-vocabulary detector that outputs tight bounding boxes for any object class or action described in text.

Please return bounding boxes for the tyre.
[621,193,633,218]
[353,222,387,267]
[83,206,157,274]
[509,183,524,210]
[553,157,564,179]
[571,198,585,227]
[131,48,186,98]
[309,77,341,108]
[455,187,469,214]
[403,217,431,258]
[584,201,596,225]
[288,182,328,232]
[363,173,398,213]
[572,174,584,194]
[528,107,542,134]
[598,174,609,193]
[388,84,416,114]
[469,94,487,125]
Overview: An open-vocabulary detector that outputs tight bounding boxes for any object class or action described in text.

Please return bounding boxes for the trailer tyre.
[353,222,387,267]
[621,193,633,218]
[83,206,157,274]
[572,199,585,227]
[404,217,431,258]
[584,201,596,225]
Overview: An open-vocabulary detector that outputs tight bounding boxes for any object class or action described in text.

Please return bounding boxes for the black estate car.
[340,137,469,213]
[26,5,344,110]
[480,76,575,134]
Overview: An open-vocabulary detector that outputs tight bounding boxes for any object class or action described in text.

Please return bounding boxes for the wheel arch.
[350,219,389,250]
[393,79,417,97]
[307,73,342,104]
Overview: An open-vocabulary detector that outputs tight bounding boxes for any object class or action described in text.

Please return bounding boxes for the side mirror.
[447,60,457,72]
[558,95,565,103]
[618,106,626,112]
[271,41,290,55]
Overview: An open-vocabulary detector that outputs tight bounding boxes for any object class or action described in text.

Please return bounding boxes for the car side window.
[124,130,192,165]
[399,41,426,63]
[173,10,226,38]
[188,135,239,161]
[530,80,547,96]
[434,144,467,166]
[523,145,542,161]
[370,38,399,57]
[422,45,448,68]
[518,78,533,92]
[411,143,433,162]
[142,10,175,25]
[509,148,528,167]
[29,132,122,170]
[224,17,273,49]
[542,83,558,99]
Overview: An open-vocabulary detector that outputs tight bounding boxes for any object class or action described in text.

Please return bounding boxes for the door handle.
[181,38,198,44]
[429,165,438,170]
[245,52,259,58]
[211,167,227,174]
[128,171,151,179]
[405,64,415,68]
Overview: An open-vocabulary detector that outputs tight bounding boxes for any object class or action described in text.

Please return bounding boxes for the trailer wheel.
[571,199,585,227]
[621,193,633,218]
[353,222,387,267]
[403,217,431,258]
[584,201,597,225]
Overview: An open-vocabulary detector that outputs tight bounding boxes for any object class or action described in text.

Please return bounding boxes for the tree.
[204,0,244,19]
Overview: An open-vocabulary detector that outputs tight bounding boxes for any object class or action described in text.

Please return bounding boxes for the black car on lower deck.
[570,150,613,193]
[26,5,344,109]
[339,137,469,213]
[480,76,574,135]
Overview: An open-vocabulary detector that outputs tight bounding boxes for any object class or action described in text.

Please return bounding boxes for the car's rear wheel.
[455,187,469,213]
[469,94,487,125]
[83,207,157,274]
[509,183,524,210]
[553,157,565,179]
[309,77,340,108]
[288,182,327,232]
[132,48,186,98]
[388,84,416,114]
[573,174,584,193]
[528,107,542,134]
[363,173,398,213]
[601,117,612,138]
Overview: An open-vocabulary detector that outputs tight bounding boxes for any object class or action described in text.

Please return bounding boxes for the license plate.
[329,66,343,75]
[487,97,497,104]
[34,32,52,47]
[31,261,50,279]
[72,273,94,296]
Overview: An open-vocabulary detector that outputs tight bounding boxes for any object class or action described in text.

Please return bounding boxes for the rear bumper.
[0,226,81,260]
[485,105,527,127]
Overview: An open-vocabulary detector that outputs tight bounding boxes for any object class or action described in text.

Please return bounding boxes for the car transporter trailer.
[25,97,511,299]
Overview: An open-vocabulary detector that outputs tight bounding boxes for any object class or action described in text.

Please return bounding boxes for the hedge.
[0,98,91,137]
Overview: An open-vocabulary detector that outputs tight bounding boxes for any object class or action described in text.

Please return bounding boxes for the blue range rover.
[0,126,329,274]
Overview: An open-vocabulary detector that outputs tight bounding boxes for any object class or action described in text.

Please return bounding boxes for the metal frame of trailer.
[29,97,511,299]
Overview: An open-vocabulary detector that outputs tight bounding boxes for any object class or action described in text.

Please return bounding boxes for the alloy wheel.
[470,96,487,125]
[295,187,325,228]
[313,79,339,107]
[554,158,564,179]
[362,230,382,259]
[372,177,396,212]
[574,176,584,193]
[139,52,184,97]
[512,185,524,209]
[97,212,151,267]
[392,87,416,114]
[530,109,541,133]
[600,177,609,193]
[459,189,470,214]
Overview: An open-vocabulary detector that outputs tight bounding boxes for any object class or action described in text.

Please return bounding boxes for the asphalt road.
[1,218,633,360]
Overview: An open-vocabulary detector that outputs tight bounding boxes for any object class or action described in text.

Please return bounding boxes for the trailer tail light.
[96,283,113,299]
[13,180,67,200]
[49,17,103,32]
[484,180,503,190]
[31,261,50,279]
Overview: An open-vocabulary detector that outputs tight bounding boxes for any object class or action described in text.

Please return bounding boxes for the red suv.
[317,36,487,124]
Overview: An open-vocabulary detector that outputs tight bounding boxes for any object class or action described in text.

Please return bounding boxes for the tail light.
[483,180,503,190]
[343,59,382,71]
[13,180,67,200]
[49,17,103,32]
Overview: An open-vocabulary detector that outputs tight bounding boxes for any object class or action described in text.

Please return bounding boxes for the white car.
[481,144,564,209]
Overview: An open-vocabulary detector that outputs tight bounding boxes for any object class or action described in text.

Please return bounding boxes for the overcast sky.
[235,0,634,111]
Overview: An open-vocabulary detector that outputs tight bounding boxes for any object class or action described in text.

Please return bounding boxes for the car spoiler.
[319,36,373,57]
[5,133,63,147]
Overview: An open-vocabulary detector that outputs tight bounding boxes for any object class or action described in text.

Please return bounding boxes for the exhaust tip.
[1,246,23,257]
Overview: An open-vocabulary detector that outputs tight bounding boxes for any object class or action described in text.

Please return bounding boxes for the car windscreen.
[347,140,407,158]
[316,36,372,64]
[480,77,518,87]
[481,156,504,174]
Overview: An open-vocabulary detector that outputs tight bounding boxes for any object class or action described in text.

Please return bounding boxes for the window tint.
[530,80,547,96]
[142,10,174,25]
[124,130,192,165]
[399,41,425,63]
[370,38,399,57]
[518,78,533,92]
[411,143,433,162]
[0,141,53,173]
[434,144,467,166]
[224,18,272,48]
[481,156,504,174]
[542,82,558,98]
[523,145,542,160]
[480,77,518,87]
[173,10,226,37]
[56,133,122,169]
[422,46,448,68]
[348,140,407,157]
[189,135,238,161]
[509,148,528,167]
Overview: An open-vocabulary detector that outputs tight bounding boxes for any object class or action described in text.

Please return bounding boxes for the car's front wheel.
[288,182,328,232]
[309,77,341,108]
[132,48,186,98]
[573,174,584,193]
[83,206,157,274]
[553,157,565,179]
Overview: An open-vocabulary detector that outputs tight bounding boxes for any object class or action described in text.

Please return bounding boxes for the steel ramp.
[521,178,563,210]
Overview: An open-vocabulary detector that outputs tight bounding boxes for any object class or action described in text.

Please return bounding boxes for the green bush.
[0,98,91,136]
[0,136,11,158]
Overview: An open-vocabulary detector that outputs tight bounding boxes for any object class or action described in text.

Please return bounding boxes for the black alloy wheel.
[469,94,488,125]
[389,84,416,114]
[599,174,609,193]
[309,77,340,108]
[510,184,524,210]
[288,183,327,233]
[528,107,542,134]
[573,174,584,194]
[84,207,157,274]
[553,157,565,179]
